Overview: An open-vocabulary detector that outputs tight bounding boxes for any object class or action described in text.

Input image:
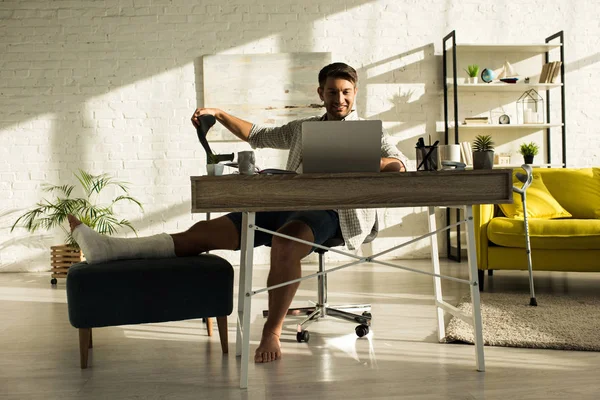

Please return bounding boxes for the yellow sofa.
[474,167,600,288]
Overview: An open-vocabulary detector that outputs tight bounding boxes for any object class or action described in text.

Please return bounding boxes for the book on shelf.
[538,63,551,84]
[538,61,562,83]
[463,117,489,125]
[460,141,473,165]
[550,61,562,83]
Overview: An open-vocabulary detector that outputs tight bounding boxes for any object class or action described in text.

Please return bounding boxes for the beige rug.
[444,292,600,351]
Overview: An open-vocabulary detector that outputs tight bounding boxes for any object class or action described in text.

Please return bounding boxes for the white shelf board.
[448,83,562,92]
[448,44,562,53]
[452,123,564,130]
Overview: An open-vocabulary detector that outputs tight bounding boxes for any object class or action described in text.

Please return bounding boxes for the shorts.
[225,210,340,251]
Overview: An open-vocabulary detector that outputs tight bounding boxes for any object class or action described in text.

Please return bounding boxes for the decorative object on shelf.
[472,134,495,170]
[516,89,545,124]
[524,77,530,84]
[499,114,511,124]
[480,68,495,83]
[10,170,143,285]
[464,116,489,125]
[497,60,519,80]
[499,78,519,84]
[464,64,479,84]
[494,153,512,166]
[519,141,540,164]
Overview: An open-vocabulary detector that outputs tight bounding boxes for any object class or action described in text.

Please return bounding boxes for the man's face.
[318,77,357,121]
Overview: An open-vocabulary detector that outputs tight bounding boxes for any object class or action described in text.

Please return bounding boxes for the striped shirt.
[247,110,409,250]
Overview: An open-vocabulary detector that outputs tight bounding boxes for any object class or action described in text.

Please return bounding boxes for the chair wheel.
[296,330,310,343]
[355,324,369,338]
[50,278,57,285]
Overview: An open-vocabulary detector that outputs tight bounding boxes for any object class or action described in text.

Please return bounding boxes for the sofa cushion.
[536,168,600,219]
[498,173,572,220]
[488,217,600,249]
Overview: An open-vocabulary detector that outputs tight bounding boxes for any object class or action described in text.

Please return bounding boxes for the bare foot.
[254,331,281,363]
[67,214,82,232]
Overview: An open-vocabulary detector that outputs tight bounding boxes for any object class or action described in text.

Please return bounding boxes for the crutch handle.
[512,164,533,194]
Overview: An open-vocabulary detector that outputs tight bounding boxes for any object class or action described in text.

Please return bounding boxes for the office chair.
[263,219,378,343]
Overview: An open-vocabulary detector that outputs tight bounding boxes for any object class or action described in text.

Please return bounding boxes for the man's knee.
[271,221,313,261]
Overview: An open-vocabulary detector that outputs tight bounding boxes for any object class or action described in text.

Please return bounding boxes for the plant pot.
[50,244,84,284]
[467,77,478,84]
[206,164,225,176]
[523,155,534,164]
[472,151,494,170]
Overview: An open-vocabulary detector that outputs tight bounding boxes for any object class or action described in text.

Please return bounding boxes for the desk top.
[190,169,512,213]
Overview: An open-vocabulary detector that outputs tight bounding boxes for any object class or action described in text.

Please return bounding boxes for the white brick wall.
[1,0,598,271]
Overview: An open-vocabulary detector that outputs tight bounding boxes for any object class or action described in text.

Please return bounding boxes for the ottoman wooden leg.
[206,317,213,336]
[79,328,92,368]
[216,316,228,354]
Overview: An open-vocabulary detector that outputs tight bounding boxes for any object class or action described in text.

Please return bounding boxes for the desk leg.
[428,206,445,341]
[237,212,255,389]
[464,205,485,372]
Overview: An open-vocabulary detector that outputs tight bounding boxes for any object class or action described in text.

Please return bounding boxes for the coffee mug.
[238,151,256,175]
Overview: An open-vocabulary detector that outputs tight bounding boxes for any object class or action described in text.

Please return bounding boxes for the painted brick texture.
[1,0,598,271]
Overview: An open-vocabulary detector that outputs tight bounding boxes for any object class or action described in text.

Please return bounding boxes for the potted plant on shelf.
[472,134,495,170]
[464,64,479,84]
[11,170,143,284]
[519,142,540,164]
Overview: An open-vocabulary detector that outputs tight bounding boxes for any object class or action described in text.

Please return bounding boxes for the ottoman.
[66,255,234,368]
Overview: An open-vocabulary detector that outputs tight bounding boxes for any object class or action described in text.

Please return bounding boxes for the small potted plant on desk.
[465,64,479,84]
[472,134,495,170]
[11,170,143,285]
[519,142,540,165]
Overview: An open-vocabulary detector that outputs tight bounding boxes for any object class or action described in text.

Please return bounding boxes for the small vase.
[524,155,534,164]
[468,77,478,84]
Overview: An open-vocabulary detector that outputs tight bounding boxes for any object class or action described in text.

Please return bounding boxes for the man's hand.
[191,107,253,142]
[191,108,221,128]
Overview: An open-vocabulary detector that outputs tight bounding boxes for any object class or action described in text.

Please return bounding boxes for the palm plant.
[472,135,495,152]
[11,170,143,248]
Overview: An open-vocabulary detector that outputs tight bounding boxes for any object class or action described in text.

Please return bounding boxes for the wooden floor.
[2,259,600,399]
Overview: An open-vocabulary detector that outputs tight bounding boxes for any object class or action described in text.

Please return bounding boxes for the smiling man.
[68,62,408,365]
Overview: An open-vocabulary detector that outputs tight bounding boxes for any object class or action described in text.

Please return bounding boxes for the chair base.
[263,302,371,342]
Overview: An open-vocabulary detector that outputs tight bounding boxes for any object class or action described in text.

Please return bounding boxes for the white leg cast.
[464,205,485,372]
[238,212,255,389]
[428,206,445,341]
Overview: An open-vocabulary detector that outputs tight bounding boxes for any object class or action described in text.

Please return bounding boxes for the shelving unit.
[442,30,567,261]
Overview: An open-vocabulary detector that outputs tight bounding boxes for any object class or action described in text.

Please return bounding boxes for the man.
[68,62,408,364]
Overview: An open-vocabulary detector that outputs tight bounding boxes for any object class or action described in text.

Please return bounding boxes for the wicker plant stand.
[50,245,84,285]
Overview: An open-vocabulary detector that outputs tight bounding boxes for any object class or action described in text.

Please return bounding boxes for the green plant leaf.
[11,170,143,244]
[473,135,495,152]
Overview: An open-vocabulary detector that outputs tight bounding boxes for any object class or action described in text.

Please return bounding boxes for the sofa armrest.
[472,204,494,271]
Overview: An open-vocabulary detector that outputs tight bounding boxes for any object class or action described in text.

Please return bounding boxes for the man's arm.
[380,157,406,172]
[192,108,253,142]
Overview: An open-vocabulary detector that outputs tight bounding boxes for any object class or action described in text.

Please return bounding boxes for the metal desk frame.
[191,170,512,388]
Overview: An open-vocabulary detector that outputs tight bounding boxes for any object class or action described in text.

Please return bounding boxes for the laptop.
[301,120,382,173]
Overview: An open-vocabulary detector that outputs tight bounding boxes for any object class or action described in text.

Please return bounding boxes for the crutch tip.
[529,298,538,307]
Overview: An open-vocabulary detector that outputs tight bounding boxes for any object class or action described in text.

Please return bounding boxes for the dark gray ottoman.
[66,255,234,368]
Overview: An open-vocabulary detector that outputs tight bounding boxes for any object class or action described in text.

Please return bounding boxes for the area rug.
[444,292,600,351]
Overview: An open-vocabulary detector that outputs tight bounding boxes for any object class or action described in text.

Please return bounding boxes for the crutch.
[513,164,537,306]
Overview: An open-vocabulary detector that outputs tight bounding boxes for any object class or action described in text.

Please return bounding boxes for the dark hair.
[318,62,358,88]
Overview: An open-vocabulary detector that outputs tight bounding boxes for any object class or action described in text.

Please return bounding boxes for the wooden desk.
[191,170,512,389]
